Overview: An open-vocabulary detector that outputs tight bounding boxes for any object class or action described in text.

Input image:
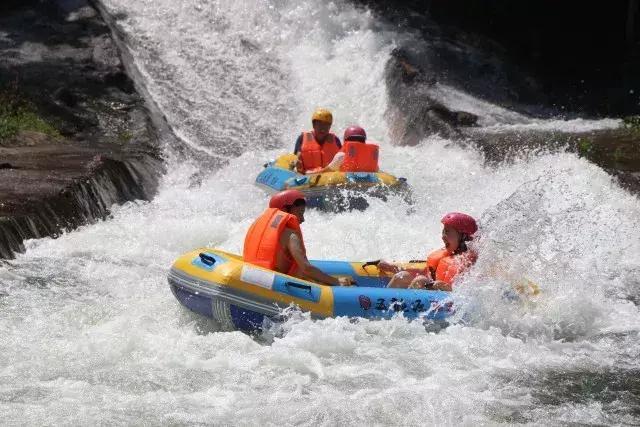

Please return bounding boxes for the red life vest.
[339,141,379,172]
[243,208,306,275]
[298,131,340,172]
[426,248,476,285]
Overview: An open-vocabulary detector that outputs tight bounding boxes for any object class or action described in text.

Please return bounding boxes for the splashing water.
[1,0,638,424]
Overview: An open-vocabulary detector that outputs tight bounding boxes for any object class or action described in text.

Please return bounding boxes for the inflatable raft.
[168,248,454,332]
[255,154,411,210]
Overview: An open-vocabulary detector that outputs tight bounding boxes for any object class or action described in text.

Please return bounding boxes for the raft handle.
[362,260,380,269]
[309,174,321,187]
[285,281,312,291]
[199,253,216,266]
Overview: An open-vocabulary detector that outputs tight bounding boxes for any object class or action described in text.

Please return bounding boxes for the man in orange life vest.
[243,189,354,286]
[378,212,478,291]
[294,108,342,174]
[309,125,380,174]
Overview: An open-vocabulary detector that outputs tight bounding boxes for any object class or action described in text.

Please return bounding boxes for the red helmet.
[343,125,367,142]
[441,212,477,236]
[269,190,306,210]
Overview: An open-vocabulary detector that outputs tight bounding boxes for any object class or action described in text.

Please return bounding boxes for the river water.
[1,0,639,424]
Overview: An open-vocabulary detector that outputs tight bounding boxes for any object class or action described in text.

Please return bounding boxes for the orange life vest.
[426,248,476,285]
[299,131,340,172]
[339,141,379,172]
[243,208,306,275]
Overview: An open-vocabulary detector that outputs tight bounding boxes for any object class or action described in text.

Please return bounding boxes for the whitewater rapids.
[0,1,638,424]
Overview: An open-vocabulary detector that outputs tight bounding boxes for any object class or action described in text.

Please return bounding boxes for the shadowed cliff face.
[348,0,640,194]
[357,0,640,117]
[0,0,163,258]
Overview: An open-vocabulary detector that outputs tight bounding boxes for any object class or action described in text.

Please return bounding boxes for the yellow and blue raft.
[168,248,453,332]
[255,154,411,210]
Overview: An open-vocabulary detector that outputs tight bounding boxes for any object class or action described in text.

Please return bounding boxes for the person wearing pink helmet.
[243,189,354,286]
[378,212,478,291]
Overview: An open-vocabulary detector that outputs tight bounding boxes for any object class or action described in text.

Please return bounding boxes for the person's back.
[243,206,303,275]
[339,128,379,172]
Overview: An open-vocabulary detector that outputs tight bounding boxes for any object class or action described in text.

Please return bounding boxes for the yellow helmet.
[311,108,333,124]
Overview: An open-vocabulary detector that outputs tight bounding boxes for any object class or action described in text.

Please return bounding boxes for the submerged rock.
[373,4,640,195]
[385,48,480,145]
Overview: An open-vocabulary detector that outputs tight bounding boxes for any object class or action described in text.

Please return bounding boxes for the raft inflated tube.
[168,248,453,332]
[255,153,411,210]
[256,154,406,191]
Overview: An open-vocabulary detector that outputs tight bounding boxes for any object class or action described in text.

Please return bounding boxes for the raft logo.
[241,266,275,290]
[358,295,371,310]
[270,214,283,228]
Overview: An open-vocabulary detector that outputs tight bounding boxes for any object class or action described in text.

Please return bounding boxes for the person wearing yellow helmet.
[293,108,342,174]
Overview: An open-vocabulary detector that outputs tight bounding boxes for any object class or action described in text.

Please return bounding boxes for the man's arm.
[293,134,303,154]
[286,233,343,286]
[308,152,344,174]
[431,281,452,292]
[378,260,429,276]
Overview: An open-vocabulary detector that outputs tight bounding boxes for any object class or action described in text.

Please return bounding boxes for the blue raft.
[168,249,454,332]
[255,154,411,210]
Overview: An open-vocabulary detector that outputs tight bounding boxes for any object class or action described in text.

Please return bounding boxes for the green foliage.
[622,115,640,131]
[577,137,593,156]
[0,85,60,141]
[117,130,133,143]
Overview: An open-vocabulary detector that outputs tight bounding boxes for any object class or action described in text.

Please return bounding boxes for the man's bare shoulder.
[279,227,300,243]
[282,228,301,241]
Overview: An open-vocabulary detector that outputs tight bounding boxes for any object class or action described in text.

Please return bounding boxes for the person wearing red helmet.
[307,125,379,174]
[378,212,478,291]
[243,190,354,286]
[342,125,367,142]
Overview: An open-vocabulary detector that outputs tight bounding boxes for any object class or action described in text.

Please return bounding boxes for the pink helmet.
[269,189,306,210]
[343,125,367,142]
[441,212,478,236]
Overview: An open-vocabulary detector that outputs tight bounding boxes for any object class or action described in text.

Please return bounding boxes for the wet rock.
[381,36,640,195]
[385,48,479,144]
[92,33,121,70]
[455,111,478,127]
[6,130,57,147]
[0,0,164,259]
[53,86,78,107]
[66,6,97,22]
[359,0,640,117]
[469,126,640,193]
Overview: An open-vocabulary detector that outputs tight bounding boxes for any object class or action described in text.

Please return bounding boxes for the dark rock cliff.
[361,0,640,117]
[358,0,640,193]
[0,0,164,258]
